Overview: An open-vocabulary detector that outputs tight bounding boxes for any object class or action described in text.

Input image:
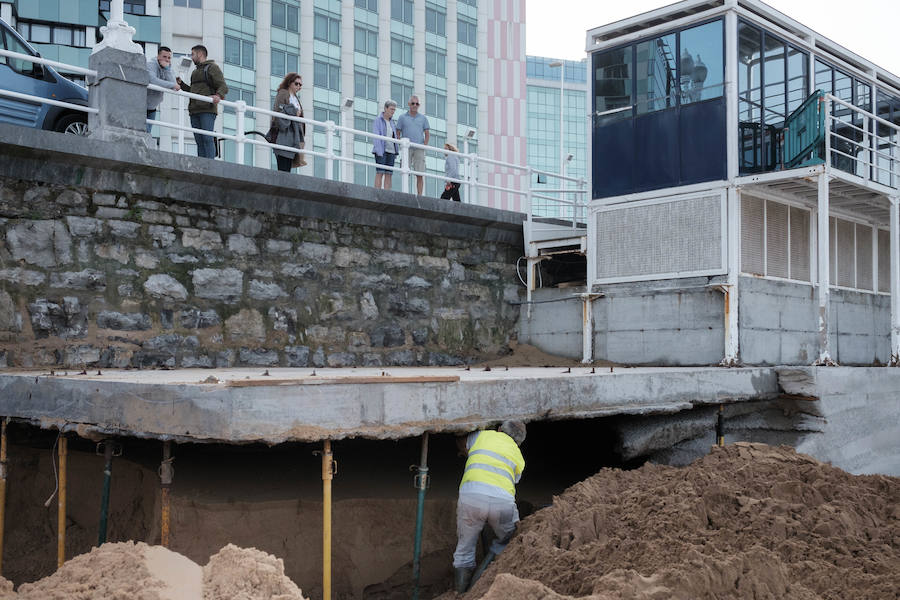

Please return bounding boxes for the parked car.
[0,17,89,134]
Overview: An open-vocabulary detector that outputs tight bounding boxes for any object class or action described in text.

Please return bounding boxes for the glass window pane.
[189,0,202,8]
[225,36,241,65]
[242,0,254,19]
[814,59,833,94]
[31,24,51,43]
[635,34,676,114]
[242,40,255,69]
[272,2,285,28]
[52,27,73,46]
[680,20,724,104]
[786,45,808,114]
[762,34,786,125]
[225,0,240,14]
[287,6,299,31]
[738,22,761,123]
[271,50,284,76]
[593,45,632,124]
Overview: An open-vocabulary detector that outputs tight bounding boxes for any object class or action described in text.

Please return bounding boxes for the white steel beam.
[722,186,740,365]
[815,173,835,365]
[890,197,900,365]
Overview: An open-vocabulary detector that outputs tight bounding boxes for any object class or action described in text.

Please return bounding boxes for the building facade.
[525,55,587,216]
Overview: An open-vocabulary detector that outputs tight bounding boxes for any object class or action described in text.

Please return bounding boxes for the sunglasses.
[292,81,302,86]
[409,102,419,105]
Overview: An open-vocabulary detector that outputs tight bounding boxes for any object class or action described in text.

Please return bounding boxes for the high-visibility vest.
[460,430,525,498]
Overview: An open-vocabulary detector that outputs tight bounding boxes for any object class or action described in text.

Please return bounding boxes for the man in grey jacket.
[146,47,180,134]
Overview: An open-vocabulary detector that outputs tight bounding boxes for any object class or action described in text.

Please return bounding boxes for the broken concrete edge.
[0,124,525,245]
[0,366,784,445]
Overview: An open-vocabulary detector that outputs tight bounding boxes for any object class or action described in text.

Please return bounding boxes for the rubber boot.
[454,566,474,594]
[469,551,496,588]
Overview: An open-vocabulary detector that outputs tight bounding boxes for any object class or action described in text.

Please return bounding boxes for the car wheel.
[56,114,89,136]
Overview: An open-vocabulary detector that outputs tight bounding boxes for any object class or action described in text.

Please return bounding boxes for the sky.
[526,0,900,77]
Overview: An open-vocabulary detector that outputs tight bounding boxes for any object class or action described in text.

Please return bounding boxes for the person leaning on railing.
[146,46,179,135]
[372,99,399,189]
[271,72,307,172]
[175,45,228,160]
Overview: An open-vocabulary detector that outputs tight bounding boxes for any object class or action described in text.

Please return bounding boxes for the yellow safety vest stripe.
[460,431,525,498]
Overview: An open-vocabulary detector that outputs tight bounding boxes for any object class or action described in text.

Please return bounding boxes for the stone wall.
[0,125,525,369]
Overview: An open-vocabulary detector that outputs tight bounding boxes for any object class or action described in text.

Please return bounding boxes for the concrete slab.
[0,366,780,444]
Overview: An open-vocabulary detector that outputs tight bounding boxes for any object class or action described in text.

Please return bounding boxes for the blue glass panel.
[680,20,723,104]
[680,97,727,184]
[634,109,679,188]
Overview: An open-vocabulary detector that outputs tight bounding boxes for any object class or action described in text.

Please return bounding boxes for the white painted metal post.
[559,64,565,180]
[724,9,739,182]
[324,120,335,180]
[581,294,593,364]
[525,173,534,319]
[178,94,185,154]
[890,197,900,365]
[462,138,471,203]
[470,155,479,206]
[723,186,740,365]
[815,172,833,365]
[235,100,246,165]
[400,138,410,194]
[340,105,351,183]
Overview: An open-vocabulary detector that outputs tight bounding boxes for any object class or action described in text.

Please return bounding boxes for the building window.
[355,69,378,101]
[425,47,445,77]
[391,0,413,24]
[272,1,299,32]
[635,33,676,114]
[391,80,413,107]
[224,81,256,107]
[355,25,378,56]
[17,21,87,47]
[457,17,477,47]
[314,106,341,124]
[356,0,378,12]
[391,35,413,68]
[458,57,477,86]
[425,5,446,36]
[593,45,633,124]
[679,20,724,105]
[425,89,446,119]
[458,0,476,5]
[314,56,341,92]
[173,0,203,7]
[101,0,147,14]
[458,99,477,127]
[225,0,255,19]
[225,36,255,69]
[314,12,341,45]
[271,49,299,77]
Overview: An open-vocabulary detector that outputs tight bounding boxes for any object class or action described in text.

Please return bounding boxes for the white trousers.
[452,492,519,568]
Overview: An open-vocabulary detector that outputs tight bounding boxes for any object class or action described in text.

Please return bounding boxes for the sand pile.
[461,443,900,600]
[203,544,307,600]
[3,542,307,600]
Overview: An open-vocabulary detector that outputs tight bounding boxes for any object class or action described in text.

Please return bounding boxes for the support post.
[159,441,173,548]
[234,100,246,165]
[722,186,740,365]
[581,294,594,364]
[411,432,430,600]
[815,172,834,365]
[97,441,114,546]
[324,121,335,181]
[57,434,67,568]
[400,138,411,194]
[890,197,900,365]
[0,417,7,574]
[318,440,335,600]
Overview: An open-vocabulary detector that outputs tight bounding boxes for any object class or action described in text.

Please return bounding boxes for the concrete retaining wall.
[0,125,525,369]
[739,276,889,365]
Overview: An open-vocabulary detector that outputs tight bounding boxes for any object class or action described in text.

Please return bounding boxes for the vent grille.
[789,207,810,281]
[856,225,873,291]
[878,229,890,293]
[766,201,789,279]
[741,195,765,275]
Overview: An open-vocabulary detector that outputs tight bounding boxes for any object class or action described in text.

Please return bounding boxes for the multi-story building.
[525,55,587,215]
[0,0,161,86]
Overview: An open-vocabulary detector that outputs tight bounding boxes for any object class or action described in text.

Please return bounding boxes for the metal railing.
[0,49,97,117]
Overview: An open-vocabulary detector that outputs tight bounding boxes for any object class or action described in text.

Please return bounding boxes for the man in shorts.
[397,95,430,196]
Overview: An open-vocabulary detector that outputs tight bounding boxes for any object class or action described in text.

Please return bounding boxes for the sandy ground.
[445,443,900,600]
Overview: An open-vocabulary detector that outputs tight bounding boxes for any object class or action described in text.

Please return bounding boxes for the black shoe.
[454,566,474,593]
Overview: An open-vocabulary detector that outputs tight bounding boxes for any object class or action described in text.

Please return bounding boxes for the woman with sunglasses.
[271,73,307,172]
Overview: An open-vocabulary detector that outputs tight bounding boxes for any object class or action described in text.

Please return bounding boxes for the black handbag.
[264,124,278,144]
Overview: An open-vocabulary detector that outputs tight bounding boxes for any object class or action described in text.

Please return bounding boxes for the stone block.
[249,280,287,301]
[93,192,117,206]
[371,325,405,348]
[6,220,72,267]
[0,268,45,286]
[225,309,266,343]
[417,255,450,270]
[96,243,130,264]
[141,210,173,224]
[29,297,87,339]
[360,291,379,319]
[297,242,333,263]
[385,349,416,366]
[0,290,21,332]
[326,352,356,367]
[180,308,221,329]
[49,269,106,290]
[144,274,188,301]
[66,216,102,236]
[333,247,371,267]
[237,216,263,237]
[266,239,292,255]
[192,268,243,301]
[97,310,152,331]
[182,228,223,251]
[404,276,431,289]
[135,252,159,269]
[108,220,141,238]
[239,347,280,366]
[64,345,101,367]
[228,234,259,255]
[285,345,310,367]
[95,207,130,220]
[148,225,175,247]
[375,251,413,269]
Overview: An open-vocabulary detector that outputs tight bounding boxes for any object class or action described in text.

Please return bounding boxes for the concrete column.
[581,294,593,364]
[723,186,740,365]
[88,1,151,145]
[890,197,900,365]
[815,173,834,365]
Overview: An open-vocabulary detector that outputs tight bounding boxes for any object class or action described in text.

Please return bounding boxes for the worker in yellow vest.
[453,420,526,593]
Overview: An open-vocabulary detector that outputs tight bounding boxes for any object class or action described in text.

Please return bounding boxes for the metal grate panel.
[878,229,890,293]
[836,218,855,288]
[766,201,789,279]
[855,225,873,291]
[789,206,810,281]
[741,195,765,275]
[595,194,724,281]
[829,217,837,283]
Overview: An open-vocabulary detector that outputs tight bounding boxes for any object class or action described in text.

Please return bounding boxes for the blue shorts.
[375,152,396,174]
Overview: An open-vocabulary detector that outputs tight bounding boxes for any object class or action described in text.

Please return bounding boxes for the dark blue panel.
[592,118,634,198]
[679,97,727,184]
[634,110,679,190]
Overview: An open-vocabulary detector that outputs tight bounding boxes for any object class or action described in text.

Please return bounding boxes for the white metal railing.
[823,93,900,190]
[0,48,588,229]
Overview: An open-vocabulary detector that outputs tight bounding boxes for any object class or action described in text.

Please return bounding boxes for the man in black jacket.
[176,45,228,159]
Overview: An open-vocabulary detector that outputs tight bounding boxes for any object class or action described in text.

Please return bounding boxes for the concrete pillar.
[890,197,900,365]
[815,173,834,365]
[88,0,150,145]
[723,186,740,365]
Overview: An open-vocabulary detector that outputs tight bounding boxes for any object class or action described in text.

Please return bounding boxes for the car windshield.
[1,22,40,75]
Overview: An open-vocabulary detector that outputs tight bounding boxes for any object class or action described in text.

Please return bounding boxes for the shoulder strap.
[202,64,212,90]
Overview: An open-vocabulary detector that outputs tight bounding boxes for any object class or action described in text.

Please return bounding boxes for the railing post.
[340,103,352,183]
[325,120,336,181]
[462,138,471,203]
[178,94,185,154]
[400,138,410,194]
[470,154,479,206]
[235,100,246,165]
[823,97,831,170]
